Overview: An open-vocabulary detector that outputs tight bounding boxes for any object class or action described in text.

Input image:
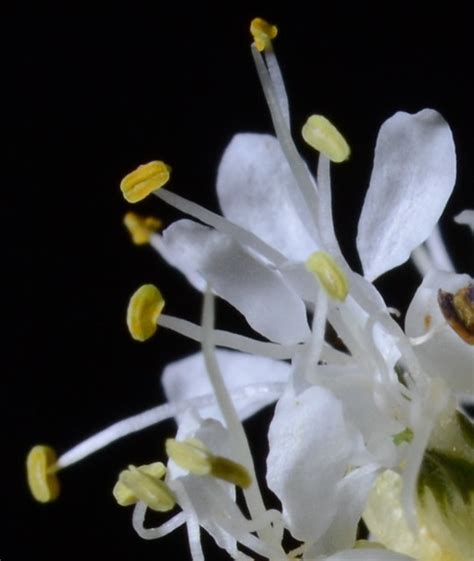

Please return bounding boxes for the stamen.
[171,480,205,561]
[120,161,171,203]
[201,287,282,549]
[159,313,300,359]
[409,321,445,346]
[133,501,186,540]
[316,154,344,257]
[250,45,322,244]
[454,209,474,233]
[295,287,328,387]
[127,284,165,342]
[155,188,287,267]
[52,383,283,473]
[425,224,455,272]
[113,462,166,506]
[26,445,60,503]
[411,244,434,277]
[116,465,175,512]
[123,212,162,245]
[166,438,211,475]
[305,251,349,301]
[250,17,278,52]
[302,115,351,163]
[166,438,252,489]
[264,41,290,127]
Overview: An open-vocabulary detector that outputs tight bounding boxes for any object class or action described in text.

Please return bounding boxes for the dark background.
[5,2,473,559]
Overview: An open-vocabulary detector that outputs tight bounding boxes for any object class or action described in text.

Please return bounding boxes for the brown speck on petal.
[424,314,432,331]
[438,284,474,345]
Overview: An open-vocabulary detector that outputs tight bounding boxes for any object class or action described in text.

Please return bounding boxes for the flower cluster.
[27,18,473,561]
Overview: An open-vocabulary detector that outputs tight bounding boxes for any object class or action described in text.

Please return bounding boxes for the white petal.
[266,386,354,542]
[454,209,474,233]
[314,367,402,467]
[216,133,317,261]
[150,233,206,291]
[162,219,310,344]
[306,464,378,557]
[173,475,238,555]
[357,109,456,280]
[405,270,474,396]
[162,350,289,425]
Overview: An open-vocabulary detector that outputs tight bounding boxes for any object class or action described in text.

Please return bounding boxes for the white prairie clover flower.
[26,17,474,561]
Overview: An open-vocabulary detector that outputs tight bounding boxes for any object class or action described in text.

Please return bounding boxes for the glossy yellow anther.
[302,115,351,163]
[114,464,175,512]
[250,17,278,52]
[305,251,349,301]
[26,445,60,503]
[113,462,166,507]
[123,212,162,245]
[120,161,171,203]
[127,284,165,342]
[166,438,252,489]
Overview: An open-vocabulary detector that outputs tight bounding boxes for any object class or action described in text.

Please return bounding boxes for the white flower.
[26,16,473,561]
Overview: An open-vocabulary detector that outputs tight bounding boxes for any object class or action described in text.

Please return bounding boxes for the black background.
[5,2,473,560]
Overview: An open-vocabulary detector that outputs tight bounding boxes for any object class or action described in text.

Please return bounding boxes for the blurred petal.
[162,219,310,344]
[405,270,474,396]
[216,133,317,261]
[357,109,456,280]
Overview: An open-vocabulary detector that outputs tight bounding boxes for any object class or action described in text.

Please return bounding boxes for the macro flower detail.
[26,16,474,561]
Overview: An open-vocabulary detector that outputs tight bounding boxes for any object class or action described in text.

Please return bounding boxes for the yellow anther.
[113,462,166,507]
[166,438,212,475]
[120,161,171,203]
[127,284,165,342]
[123,212,163,245]
[26,445,60,503]
[166,438,252,489]
[115,464,175,512]
[250,17,278,52]
[305,251,349,301]
[302,115,351,163]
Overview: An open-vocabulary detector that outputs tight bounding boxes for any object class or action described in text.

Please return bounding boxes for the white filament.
[159,313,300,359]
[57,383,284,470]
[251,45,321,246]
[173,480,205,561]
[264,43,290,127]
[411,245,434,277]
[317,154,344,259]
[296,288,328,386]
[425,224,455,272]
[201,286,283,551]
[155,188,287,267]
[132,502,186,540]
